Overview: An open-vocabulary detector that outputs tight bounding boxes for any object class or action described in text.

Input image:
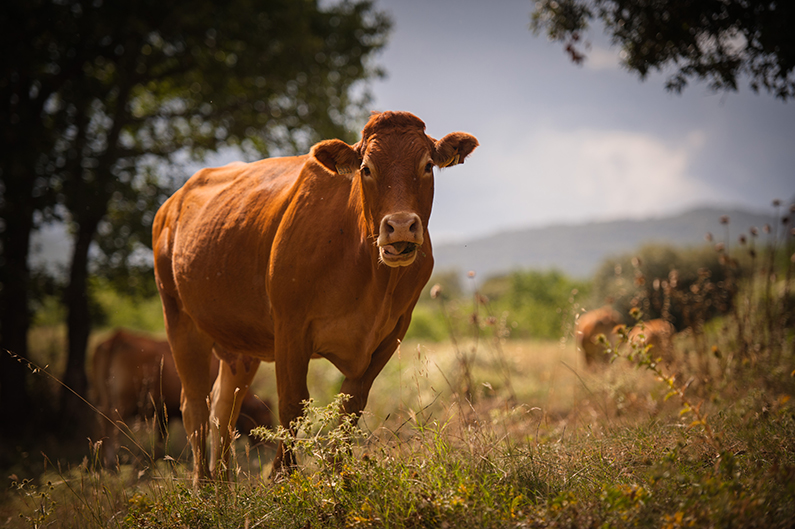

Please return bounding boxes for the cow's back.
[153,156,307,355]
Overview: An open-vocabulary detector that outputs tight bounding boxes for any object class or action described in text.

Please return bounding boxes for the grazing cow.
[575,306,622,366]
[628,319,675,364]
[91,329,273,467]
[152,111,478,483]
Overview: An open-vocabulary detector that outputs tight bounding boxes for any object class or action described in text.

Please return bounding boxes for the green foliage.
[530,0,795,99]
[488,269,591,339]
[89,279,165,333]
[408,268,589,341]
[403,304,448,342]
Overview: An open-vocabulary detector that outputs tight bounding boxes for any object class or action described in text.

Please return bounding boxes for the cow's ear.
[311,139,361,176]
[433,132,479,168]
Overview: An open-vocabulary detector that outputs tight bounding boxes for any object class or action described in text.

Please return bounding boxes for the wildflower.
[705,232,713,242]
[738,234,746,245]
[714,243,725,252]
[763,224,771,234]
[720,215,729,224]
[772,199,781,207]
[467,270,476,278]
[750,226,758,236]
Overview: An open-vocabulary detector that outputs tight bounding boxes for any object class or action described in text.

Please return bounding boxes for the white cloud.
[431,126,712,241]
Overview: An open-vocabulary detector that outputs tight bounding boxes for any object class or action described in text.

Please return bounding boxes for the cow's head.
[311,111,478,267]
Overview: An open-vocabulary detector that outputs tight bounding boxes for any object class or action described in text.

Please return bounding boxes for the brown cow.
[152,111,478,483]
[91,329,273,467]
[628,319,675,364]
[575,306,622,366]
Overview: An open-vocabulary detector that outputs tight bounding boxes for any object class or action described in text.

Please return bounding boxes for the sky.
[367,0,795,243]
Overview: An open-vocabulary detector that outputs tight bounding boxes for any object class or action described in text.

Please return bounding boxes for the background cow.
[627,319,675,365]
[153,111,478,483]
[575,306,622,366]
[91,329,273,468]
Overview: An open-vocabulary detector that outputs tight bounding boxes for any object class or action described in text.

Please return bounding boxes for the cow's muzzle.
[377,212,423,267]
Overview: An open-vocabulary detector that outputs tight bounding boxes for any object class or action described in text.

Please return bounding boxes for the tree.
[530,0,795,99]
[0,0,390,431]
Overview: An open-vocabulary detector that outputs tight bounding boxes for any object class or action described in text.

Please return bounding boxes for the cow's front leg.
[271,346,311,479]
[339,334,402,420]
[209,353,261,480]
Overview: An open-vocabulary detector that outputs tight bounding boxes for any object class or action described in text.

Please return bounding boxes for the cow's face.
[311,112,478,268]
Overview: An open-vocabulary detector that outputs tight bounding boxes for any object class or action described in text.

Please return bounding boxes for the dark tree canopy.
[530,0,795,99]
[0,0,390,430]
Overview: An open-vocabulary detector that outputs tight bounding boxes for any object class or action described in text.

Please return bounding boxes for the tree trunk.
[60,216,101,427]
[0,166,35,433]
[0,212,34,432]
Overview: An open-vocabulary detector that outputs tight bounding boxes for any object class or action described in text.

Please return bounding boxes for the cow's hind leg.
[209,353,260,479]
[161,293,214,486]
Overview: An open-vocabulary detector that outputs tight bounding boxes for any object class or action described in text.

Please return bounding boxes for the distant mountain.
[30,205,780,282]
[432,207,778,280]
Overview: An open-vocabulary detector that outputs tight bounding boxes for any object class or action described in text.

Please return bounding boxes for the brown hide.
[628,319,675,364]
[152,111,478,483]
[91,329,273,467]
[575,306,622,366]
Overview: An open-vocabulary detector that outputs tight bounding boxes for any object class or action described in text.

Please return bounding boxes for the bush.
[591,244,735,330]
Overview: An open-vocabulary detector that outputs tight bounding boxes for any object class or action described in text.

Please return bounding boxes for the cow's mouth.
[380,241,419,266]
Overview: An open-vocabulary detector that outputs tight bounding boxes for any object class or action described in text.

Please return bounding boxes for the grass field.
[3,306,793,528]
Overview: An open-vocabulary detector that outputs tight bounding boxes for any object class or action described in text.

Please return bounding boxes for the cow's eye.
[361,165,371,177]
[424,162,434,174]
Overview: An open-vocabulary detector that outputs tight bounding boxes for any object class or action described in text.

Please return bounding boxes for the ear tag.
[336,164,353,175]
[443,151,460,168]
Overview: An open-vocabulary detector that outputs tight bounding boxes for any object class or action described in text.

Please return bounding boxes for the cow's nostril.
[386,222,395,233]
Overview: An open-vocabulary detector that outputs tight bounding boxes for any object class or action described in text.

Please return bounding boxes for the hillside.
[432,206,777,280]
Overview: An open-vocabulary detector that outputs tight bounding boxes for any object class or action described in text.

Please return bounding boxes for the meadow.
[1,233,794,528]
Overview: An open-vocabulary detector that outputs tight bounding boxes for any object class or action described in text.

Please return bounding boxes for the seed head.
[750,226,758,236]
[720,215,729,225]
[705,232,713,242]
[738,234,746,245]
[714,242,725,252]
[467,270,476,278]
[430,284,442,299]
[772,199,781,207]
[763,224,771,234]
